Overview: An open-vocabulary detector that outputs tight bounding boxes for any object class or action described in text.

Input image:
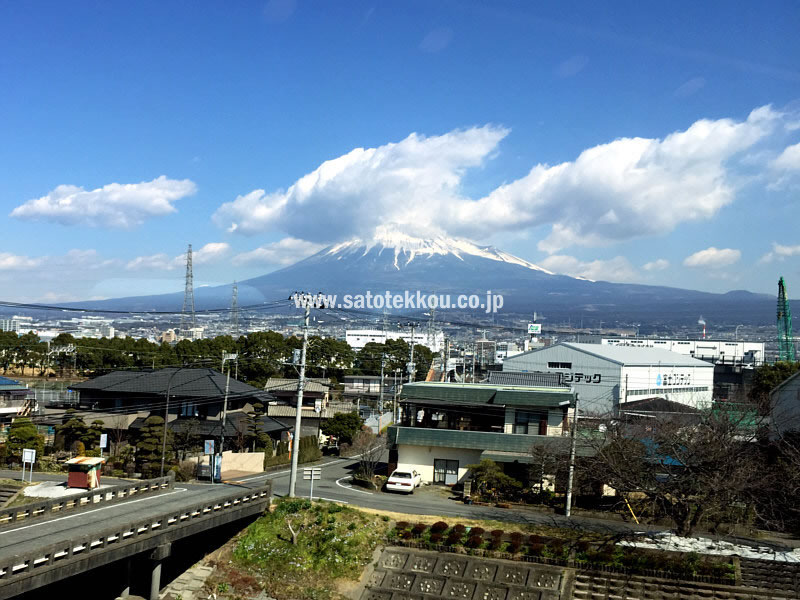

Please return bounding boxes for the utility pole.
[288,292,325,497]
[471,343,476,383]
[379,354,385,420]
[220,362,231,460]
[407,323,416,383]
[565,393,580,518]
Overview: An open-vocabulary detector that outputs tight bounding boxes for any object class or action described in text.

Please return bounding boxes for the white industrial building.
[502,342,714,416]
[345,329,444,352]
[601,338,764,365]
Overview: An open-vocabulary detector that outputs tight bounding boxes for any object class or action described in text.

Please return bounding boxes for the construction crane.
[777,276,796,362]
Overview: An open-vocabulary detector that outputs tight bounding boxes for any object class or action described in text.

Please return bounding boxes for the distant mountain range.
[58,231,779,326]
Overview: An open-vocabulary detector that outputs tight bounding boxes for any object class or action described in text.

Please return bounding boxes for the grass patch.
[229,498,390,599]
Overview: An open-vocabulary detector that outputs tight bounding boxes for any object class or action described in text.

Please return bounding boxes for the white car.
[386,469,422,494]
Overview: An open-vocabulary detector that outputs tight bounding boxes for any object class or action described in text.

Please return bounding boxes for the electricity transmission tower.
[777,276,795,361]
[230,281,239,338]
[179,244,196,336]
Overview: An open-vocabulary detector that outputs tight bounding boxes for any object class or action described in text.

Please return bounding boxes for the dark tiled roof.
[264,378,330,393]
[620,397,700,414]
[70,368,273,402]
[128,412,288,437]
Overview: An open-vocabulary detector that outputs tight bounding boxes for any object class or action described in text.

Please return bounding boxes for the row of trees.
[465,362,800,537]
[0,330,433,388]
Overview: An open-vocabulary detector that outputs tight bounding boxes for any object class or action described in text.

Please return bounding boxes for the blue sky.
[1,1,799,302]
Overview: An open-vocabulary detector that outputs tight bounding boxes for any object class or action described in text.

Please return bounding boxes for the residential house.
[387,381,581,485]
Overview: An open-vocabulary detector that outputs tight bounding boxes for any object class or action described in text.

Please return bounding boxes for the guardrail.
[0,484,271,587]
[0,476,174,527]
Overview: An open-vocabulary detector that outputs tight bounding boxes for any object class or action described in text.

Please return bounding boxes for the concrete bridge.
[0,476,271,600]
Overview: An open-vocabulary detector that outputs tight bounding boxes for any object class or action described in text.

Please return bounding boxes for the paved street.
[236,455,655,537]
[0,475,267,562]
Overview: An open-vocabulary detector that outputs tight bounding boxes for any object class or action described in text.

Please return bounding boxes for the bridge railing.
[0,484,271,586]
[0,476,174,527]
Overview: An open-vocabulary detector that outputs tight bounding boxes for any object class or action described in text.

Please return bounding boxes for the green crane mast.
[777,276,795,362]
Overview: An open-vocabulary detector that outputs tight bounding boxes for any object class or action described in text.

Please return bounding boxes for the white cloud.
[683,247,741,268]
[233,237,325,266]
[463,105,779,253]
[215,106,783,253]
[10,176,197,228]
[419,27,453,53]
[0,252,43,270]
[556,55,588,78]
[193,242,231,264]
[759,242,800,264]
[772,142,800,170]
[673,76,706,98]
[643,258,670,271]
[262,0,296,23]
[538,255,638,282]
[213,125,509,240]
[126,242,230,271]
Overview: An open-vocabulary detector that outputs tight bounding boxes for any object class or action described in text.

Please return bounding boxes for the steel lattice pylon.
[179,244,196,335]
[777,276,795,362]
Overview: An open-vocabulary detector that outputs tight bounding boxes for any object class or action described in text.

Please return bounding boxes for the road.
[0,476,267,563]
[0,455,651,559]
[233,455,654,537]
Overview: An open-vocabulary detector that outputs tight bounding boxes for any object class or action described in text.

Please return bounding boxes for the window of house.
[433,459,459,485]
[515,410,547,435]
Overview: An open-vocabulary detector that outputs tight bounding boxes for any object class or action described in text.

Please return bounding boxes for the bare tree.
[585,406,765,536]
[351,427,386,481]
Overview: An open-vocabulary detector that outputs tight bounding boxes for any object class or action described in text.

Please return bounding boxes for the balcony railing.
[388,425,568,454]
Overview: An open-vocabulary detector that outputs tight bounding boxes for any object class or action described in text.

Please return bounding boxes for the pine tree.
[7,418,44,463]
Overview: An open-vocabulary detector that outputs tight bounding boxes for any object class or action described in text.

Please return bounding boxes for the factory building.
[601,338,765,365]
[345,329,444,352]
[502,342,714,416]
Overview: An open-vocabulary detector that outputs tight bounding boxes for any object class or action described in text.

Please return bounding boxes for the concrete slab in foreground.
[361,547,570,600]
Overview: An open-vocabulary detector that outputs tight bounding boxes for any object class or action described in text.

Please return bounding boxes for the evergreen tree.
[320,412,363,445]
[134,415,173,477]
[56,409,88,450]
[7,418,44,463]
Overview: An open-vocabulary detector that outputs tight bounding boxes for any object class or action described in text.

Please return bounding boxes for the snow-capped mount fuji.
[63,231,775,325]
[323,230,555,275]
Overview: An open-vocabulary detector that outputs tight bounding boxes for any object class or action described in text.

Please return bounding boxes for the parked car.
[386,469,421,494]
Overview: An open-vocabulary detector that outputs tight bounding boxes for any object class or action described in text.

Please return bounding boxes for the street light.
[160,361,212,478]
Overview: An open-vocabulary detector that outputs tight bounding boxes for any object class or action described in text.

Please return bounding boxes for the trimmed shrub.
[452,523,466,534]
[430,521,449,533]
[490,529,504,538]
[488,537,503,551]
[395,521,410,530]
[400,530,412,540]
[575,540,591,554]
[508,540,522,554]
[470,527,485,537]
[510,531,524,543]
[529,543,544,556]
[528,534,542,545]
[465,535,483,549]
[446,531,462,546]
[411,523,427,537]
[429,533,443,544]
[548,539,565,558]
